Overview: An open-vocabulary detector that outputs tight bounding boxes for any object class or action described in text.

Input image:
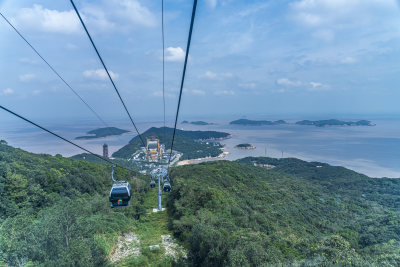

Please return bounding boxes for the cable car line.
[2,1,200,209]
[162,0,166,140]
[167,0,198,172]
[0,11,109,128]
[0,105,134,173]
[70,0,146,148]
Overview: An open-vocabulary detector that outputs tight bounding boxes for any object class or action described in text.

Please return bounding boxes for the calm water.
[1,118,399,178]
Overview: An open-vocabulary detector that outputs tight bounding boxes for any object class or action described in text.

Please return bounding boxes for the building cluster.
[145,137,165,162]
[253,163,275,169]
[102,137,175,166]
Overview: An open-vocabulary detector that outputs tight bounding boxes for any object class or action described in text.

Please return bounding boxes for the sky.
[1,0,400,128]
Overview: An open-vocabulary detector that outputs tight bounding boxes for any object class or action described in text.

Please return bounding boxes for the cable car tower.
[150,166,168,211]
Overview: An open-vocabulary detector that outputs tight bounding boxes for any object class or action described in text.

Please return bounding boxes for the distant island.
[230,118,375,127]
[75,127,130,140]
[235,143,255,150]
[296,119,375,127]
[230,119,287,126]
[182,120,214,125]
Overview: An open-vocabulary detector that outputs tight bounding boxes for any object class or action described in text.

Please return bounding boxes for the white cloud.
[19,74,35,82]
[291,0,398,28]
[238,83,256,88]
[312,29,334,42]
[151,91,174,98]
[83,69,119,80]
[239,3,269,17]
[202,71,233,80]
[273,88,287,93]
[341,57,357,64]
[308,81,329,91]
[204,71,217,79]
[206,0,218,9]
[165,47,186,62]
[32,90,41,95]
[214,90,235,95]
[19,58,36,64]
[190,89,206,96]
[183,88,205,96]
[14,5,81,34]
[79,6,115,32]
[117,0,156,27]
[66,43,78,50]
[310,82,322,88]
[83,0,156,30]
[275,79,329,92]
[2,88,14,95]
[152,91,163,97]
[13,1,156,35]
[276,78,302,87]
[290,0,399,43]
[229,32,254,53]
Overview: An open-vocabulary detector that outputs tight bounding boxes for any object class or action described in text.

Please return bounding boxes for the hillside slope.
[167,160,400,266]
[0,142,182,266]
[2,140,400,266]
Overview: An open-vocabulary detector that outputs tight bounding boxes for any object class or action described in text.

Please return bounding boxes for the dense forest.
[167,159,400,266]
[70,153,142,172]
[2,140,400,266]
[112,127,229,160]
[0,141,178,266]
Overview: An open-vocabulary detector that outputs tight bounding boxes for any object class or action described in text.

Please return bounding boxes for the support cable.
[70,0,146,147]
[0,11,109,127]
[0,105,134,173]
[162,0,166,140]
[167,0,198,174]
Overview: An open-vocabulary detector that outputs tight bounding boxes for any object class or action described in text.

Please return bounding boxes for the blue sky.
[1,0,400,126]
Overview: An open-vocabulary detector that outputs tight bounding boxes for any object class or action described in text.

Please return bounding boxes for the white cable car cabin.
[109,181,132,208]
[163,181,171,192]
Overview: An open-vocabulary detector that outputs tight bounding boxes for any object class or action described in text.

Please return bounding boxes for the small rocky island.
[182,120,214,125]
[235,143,256,150]
[296,119,375,127]
[76,127,130,140]
[230,119,286,126]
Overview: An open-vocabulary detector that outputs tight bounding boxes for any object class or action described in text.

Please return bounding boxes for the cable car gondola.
[109,181,132,208]
[109,166,132,208]
[150,180,156,188]
[163,181,171,192]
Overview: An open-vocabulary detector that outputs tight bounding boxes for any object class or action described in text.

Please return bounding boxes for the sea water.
[1,117,399,178]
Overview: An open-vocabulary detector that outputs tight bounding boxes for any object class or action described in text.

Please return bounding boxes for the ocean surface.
[1,117,399,178]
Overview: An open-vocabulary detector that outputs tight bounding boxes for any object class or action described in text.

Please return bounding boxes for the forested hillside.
[112,127,228,160]
[2,140,400,266]
[167,159,400,266]
[0,141,177,266]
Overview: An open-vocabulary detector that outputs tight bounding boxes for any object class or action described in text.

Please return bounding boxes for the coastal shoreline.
[177,151,230,166]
